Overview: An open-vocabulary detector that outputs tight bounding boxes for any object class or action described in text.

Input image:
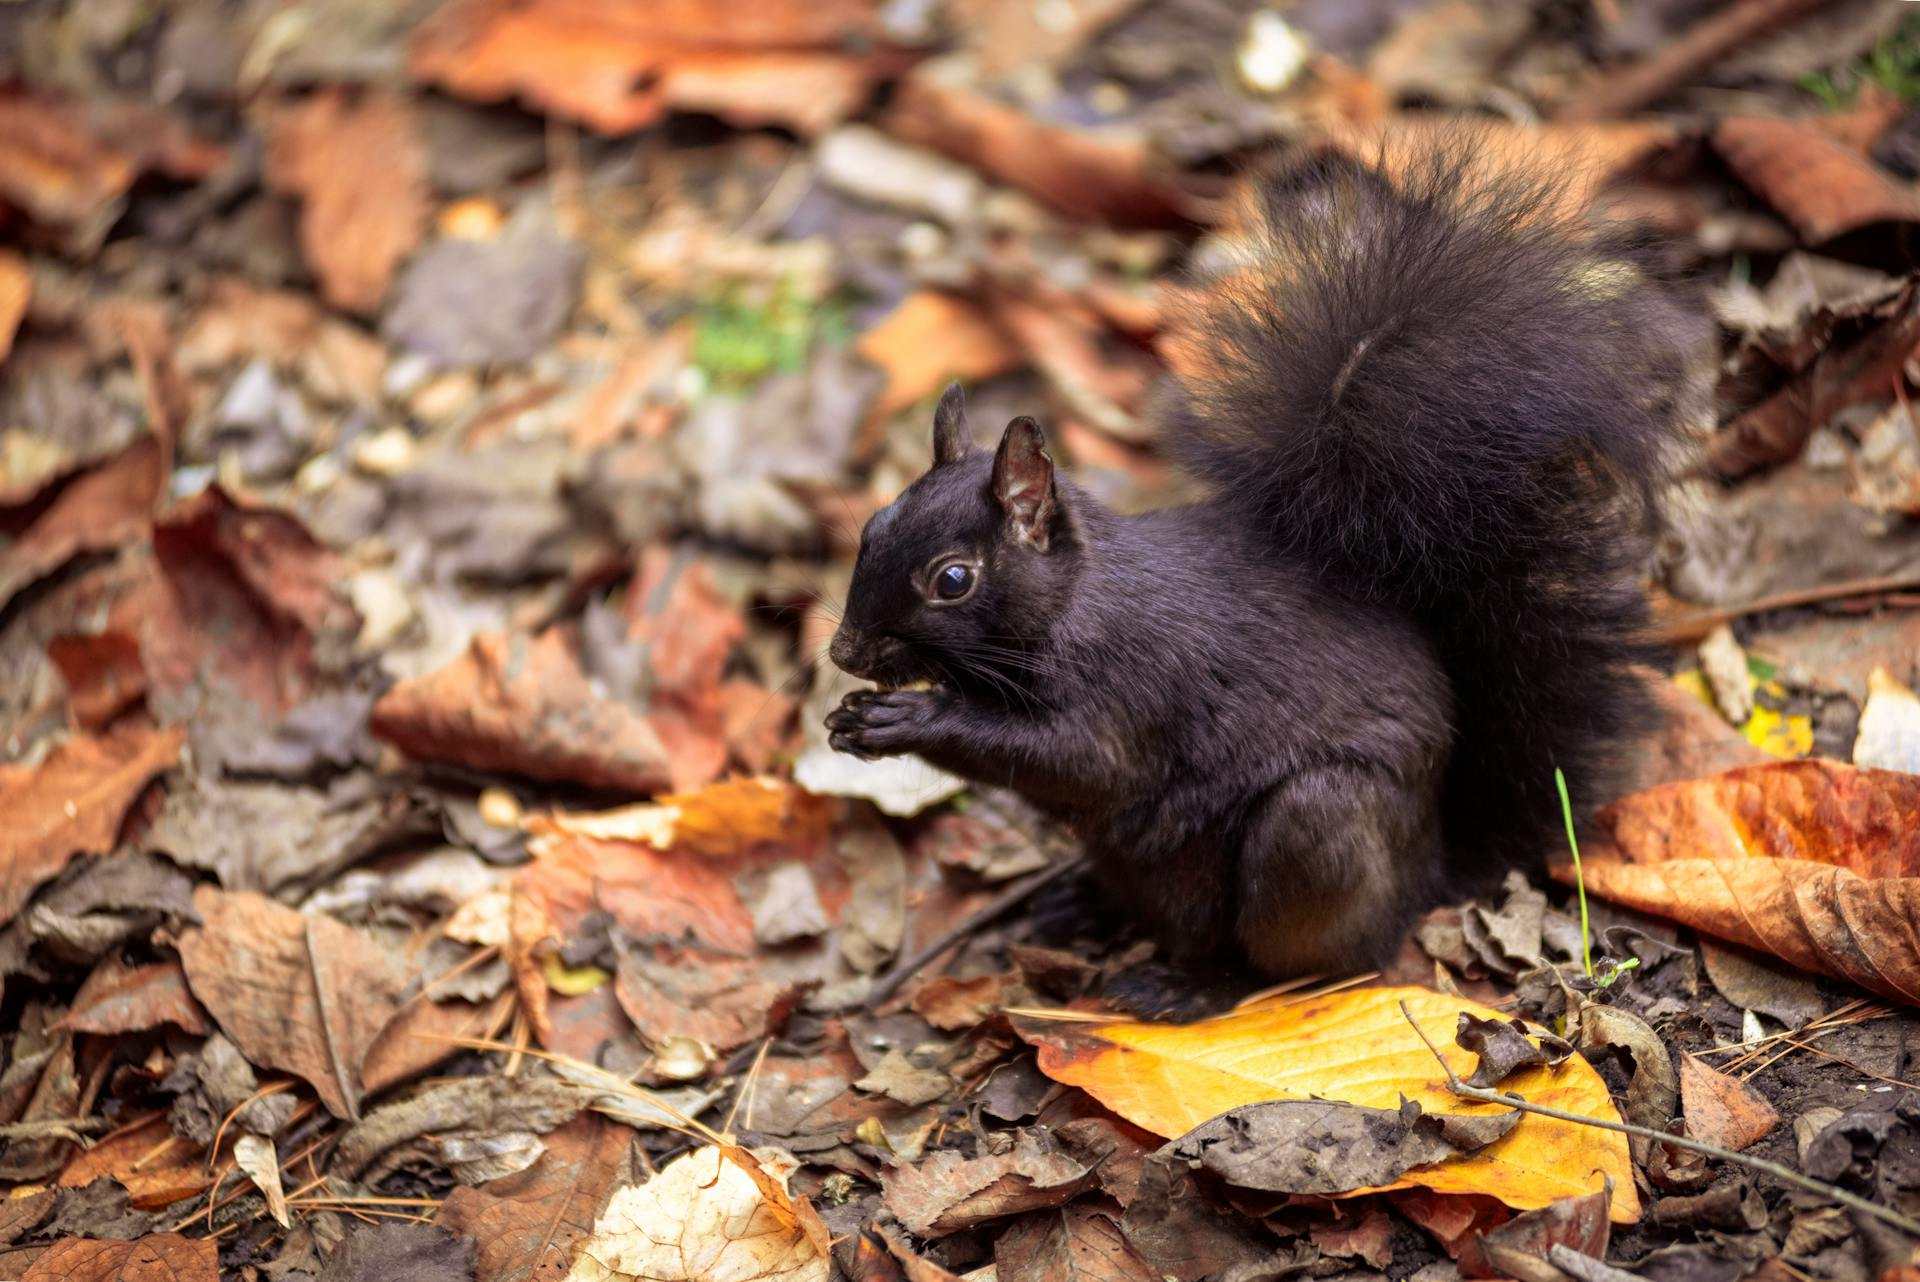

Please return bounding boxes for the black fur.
[827,146,1698,981]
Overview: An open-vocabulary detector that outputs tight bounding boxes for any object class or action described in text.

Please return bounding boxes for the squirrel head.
[829,383,1080,697]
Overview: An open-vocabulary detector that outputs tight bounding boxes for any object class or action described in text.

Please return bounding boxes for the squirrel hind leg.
[1233,764,1445,979]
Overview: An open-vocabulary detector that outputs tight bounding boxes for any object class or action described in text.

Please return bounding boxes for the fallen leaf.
[319,1223,473,1282]
[1679,1054,1778,1152]
[854,292,1022,431]
[568,1145,830,1282]
[0,435,167,613]
[1571,1004,1677,1166]
[1016,986,1639,1221]
[177,886,406,1118]
[20,1235,216,1282]
[881,72,1193,227]
[0,96,225,253]
[234,1135,289,1228]
[1556,761,1920,1006]
[884,1130,1098,1237]
[1458,1185,1610,1279]
[56,1114,209,1210]
[56,956,209,1036]
[1857,666,1920,775]
[1715,115,1920,244]
[1699,939,1825,1029]
[0,721,185,929]
[410,0,892,137]
[0,250,27,362]
[613,938,796,1055]
[436,1114,638,1282]
[47,632,148,731]
[373,631,674,794]
[994,1202,1157,1282]
[1175,1097,1520,1196]
[265,92,429,314]
[1456,1015,1572,1089]
[536,776,833,862]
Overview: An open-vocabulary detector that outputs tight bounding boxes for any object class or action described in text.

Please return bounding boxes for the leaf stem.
[1556,768,1594,980]
[1396,1000,1920,1240]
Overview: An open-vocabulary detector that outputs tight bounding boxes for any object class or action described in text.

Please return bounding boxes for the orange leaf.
[265,92,428,314]
[1016,986,1638,1222]
[21,1235,216,1282]
[1678,1054,1777,1152]
[1553,761,1920,1007]
[856,291,1023,426]
[0,720,184,929]
[0,249,28,362]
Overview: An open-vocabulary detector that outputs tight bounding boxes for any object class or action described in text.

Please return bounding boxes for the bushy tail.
[1163,143,1706,874]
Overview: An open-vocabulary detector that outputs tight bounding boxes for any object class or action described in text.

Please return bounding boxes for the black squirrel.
[825,147,1701,983]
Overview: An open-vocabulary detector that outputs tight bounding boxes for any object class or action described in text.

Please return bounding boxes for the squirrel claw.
[826,688,943,758]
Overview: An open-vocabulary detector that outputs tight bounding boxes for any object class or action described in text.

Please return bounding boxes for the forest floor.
[5,1,1920,1279]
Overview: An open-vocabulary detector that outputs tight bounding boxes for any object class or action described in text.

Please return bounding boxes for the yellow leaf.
[1015,986,1639,1222]
[541,952,610,996]
[1672,670,1809,760]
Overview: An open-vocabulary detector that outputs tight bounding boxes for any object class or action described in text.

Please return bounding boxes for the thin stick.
[1652,572,1920,645]
[1555,0,1828,121]
[1396,1000,1920,1239]
[863,856,1087,1013]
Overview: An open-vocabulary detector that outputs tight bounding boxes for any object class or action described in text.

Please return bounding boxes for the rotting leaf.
[1456,1014,1572,1089]
[567,1145,830,1282]
[176,885,406,1118]
[1017,986,1638,1220]
[1714,115,1920,244]
[1678,1054,1778,1152]
[1458,1184,1610,1279]
[265,92,429,315]
[20,1234,217,1282]
[373,632,674,794]
[994,1202,1158,1282]
[436,1114,638,1282]
[48,632,148,731]
[57,1114,210,1211]
[1173,1097,1520,1196]
[56,956,210,1037]
[1572,1003,1677,1166]
[0,721,185,930]
[1556,761,1920,1007]
[317,1223,474,1282]
[884,1130,1098,1238]
[0,435,166,614]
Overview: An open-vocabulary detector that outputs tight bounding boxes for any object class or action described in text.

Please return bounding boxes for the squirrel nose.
[827,629,861,675]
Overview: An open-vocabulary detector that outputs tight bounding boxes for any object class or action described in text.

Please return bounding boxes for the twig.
[863,855,1087,1013]
[1652,573,1920,645]
[1396,999,1920,1239]
[1556,0,1829,121]
[0,1117,111,1143]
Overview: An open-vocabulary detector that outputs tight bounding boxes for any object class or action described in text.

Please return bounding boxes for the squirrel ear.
[991,416,1057,551]
[931,382,973,466]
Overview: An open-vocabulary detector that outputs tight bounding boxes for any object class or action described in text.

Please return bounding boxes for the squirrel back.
[1159,146,1705,877]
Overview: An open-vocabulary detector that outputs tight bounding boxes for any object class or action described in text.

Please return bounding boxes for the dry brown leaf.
[1457,1185,1610,1279]
[614,939,796,1054]
[361,994,504,1097]
[881,72,1193,228]
[567,1145,831,1282]
[373,631,675,794]
[48,631,149,732]
[885,1131,1098,1237]
[57,956,210,1037]
[20,1235,217,1282]
[0,97,226,253]
[410,0,891,137]
[1715,116,1920,244]
[0,249,28,362]
[0,721,185,929]
[265,92,429,315]
[57,1114,210,1209]
[1678,1054,1778,1152]
[177,886,406,1118]
[1554,761,1920,1007]
[994,1203,1157,1282]
[0,436,167,613]
[234,1134,290,1228]
[1018,987,1637,1221]
[855,291,1023,431]
[437,1114,638,1282]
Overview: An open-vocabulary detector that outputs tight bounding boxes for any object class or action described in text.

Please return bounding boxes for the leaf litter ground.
[6,2,1920,1280]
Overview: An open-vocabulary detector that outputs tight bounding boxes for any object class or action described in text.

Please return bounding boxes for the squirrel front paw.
[825,689,947,760]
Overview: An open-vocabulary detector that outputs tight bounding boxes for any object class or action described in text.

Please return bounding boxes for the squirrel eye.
[933,563,975,601]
